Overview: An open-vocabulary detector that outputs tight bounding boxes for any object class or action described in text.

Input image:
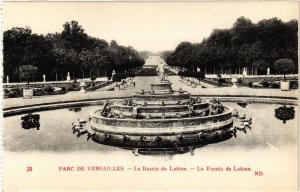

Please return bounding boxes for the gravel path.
[3,75,298,110]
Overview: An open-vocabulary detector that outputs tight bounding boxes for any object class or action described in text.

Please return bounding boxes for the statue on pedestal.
[43,74,46,82]
[157,62,166,81]
[80,80,86,93]
[67,72,71,81]
[242,67,247,76]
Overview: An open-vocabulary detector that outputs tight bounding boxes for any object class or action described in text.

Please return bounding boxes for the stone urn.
[231,77,238,88]
[191,82,197,88]
[80,81,86,93]
[23,88,33,99]
[280,80,290,91]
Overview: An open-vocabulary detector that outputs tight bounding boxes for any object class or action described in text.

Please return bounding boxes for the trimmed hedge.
[178,71,205,80]
[112,72,136,82]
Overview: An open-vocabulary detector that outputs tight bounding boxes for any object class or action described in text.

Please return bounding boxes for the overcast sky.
[4,1,298,52]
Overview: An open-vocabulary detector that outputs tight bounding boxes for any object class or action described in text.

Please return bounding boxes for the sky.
[3,1,299,52]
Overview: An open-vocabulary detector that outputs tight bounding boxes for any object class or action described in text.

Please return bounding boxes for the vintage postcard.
[1,1,299,191]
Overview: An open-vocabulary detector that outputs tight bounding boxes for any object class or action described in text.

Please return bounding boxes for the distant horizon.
[4,2,298,52]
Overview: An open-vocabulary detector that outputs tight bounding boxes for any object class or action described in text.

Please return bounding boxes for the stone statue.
[242,67,247,76]
[267,67,270,76]
[43,74,46,82]
[80,80,86,93]
[67,72,71,81]
[6,75,9,84]
[132,106,138,118]
[101,101,111,117]
[157,62,166,81]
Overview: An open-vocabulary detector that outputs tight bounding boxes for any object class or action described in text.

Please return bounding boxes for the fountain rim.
[132,91,190,97]
[150,82,173,85]
[91,104,233,122]
[90,119,234,135]
[3,96,297,117]
[113,99,209,109]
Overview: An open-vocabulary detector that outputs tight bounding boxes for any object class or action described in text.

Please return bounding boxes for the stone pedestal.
[23,88,33,99]
[128,78,133,83]
[151,81,173,94]
[280,81,290,91]
[130,82,135,87]
[114,85,120,91]
[80,87,85,93]
[120,84,125,90]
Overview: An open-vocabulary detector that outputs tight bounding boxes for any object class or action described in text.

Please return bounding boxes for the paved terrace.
[2,76,298,110]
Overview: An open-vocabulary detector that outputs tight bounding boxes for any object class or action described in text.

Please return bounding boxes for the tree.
[252,59,267,75]
[23,34,54,79]
[274,59,295,79]
[61,21,88,52]
[18,65,39,87]
[3,27,32,82]
[3,21,144,82]
[165,17,297,76]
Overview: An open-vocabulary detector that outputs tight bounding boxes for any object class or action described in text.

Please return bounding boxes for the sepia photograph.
[1,1,299,191]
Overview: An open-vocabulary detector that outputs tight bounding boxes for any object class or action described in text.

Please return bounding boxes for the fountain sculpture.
[85,65,242,154]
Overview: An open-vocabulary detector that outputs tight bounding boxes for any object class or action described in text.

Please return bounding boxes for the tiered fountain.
[88,65,236,154]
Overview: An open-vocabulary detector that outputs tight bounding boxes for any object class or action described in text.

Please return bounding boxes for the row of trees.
[165,17,297,75]
[3,21,145,82]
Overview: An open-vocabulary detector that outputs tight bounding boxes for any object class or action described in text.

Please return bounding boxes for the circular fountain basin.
[90,105,233,149]
[88,79,236,151]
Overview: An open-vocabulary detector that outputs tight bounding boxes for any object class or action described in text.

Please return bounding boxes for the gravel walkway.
[3,76,298,109]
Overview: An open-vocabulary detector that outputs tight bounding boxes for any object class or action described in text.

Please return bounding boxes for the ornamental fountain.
[74,63,251,155]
